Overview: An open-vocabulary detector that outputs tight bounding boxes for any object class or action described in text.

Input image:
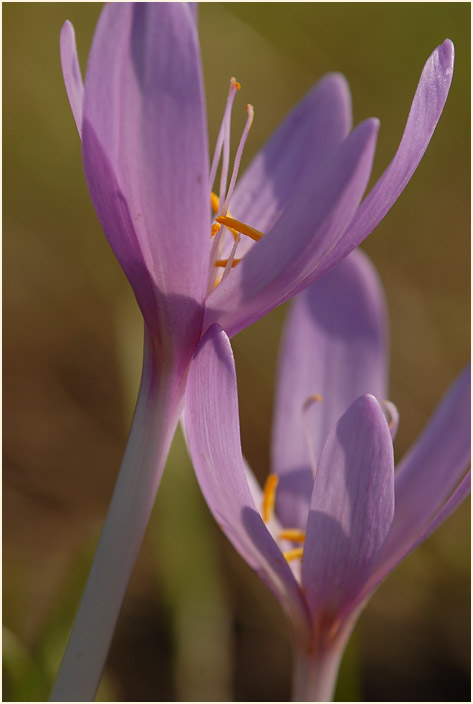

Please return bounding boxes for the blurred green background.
[3,2,470,701]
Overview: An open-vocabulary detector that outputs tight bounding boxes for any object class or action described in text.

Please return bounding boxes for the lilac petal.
[204,119,379,338]
[229,73,352,247]
[188,3,198,22]
[184,325,311,642]
[294,40,455,288]
[60,21,84,137]
[374,366,470,574]
[82,3,209,371]
[412,470,470,547]
[272,250,388,529]
[302,395,394,620]
[362,472,470,602]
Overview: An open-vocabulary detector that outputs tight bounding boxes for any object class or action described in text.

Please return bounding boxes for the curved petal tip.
[60,19,84,137]
[439,38,454,65]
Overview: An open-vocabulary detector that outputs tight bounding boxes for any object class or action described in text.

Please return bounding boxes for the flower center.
[261,473,306,564]
[208,78,264,289]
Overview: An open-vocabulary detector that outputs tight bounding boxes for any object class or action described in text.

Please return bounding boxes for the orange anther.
[210,192,220,214]
[279,529,306,543]
[216,215,264,242]
[215,258,241,269]
[302,394,324,413]
[262,474,279,523]
[283,547,304,562]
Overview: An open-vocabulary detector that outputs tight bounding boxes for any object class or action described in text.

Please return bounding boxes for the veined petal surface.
[229,73,352,258]
[302,395,394,621]
[293,39,455,288]
[60,20,84,137]
[272,250,388,529]
[204,119,379,338]
[82,3,209,371]
[184,325,311,642]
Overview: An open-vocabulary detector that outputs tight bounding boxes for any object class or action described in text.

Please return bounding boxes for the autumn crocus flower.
[184,249,470,701]
[54,1,454,699]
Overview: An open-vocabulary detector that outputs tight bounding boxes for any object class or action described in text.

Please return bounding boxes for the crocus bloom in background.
[185,249,470,701]
[55,1,454,698]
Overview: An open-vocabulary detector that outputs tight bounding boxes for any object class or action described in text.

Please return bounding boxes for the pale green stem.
[50,339,183,701]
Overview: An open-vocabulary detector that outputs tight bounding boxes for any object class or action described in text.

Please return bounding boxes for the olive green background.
[3,2,470,701]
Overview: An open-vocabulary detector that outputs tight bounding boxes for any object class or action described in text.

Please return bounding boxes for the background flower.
[183,250,469,701]
[4,3,469,701]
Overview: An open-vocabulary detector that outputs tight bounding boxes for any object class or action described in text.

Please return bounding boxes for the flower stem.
[50,337,183,701]
[292,644,344,702]
[292,610,361,702]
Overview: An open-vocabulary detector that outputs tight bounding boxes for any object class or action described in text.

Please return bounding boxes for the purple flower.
[54,2,455,698]
[184,249,470,701]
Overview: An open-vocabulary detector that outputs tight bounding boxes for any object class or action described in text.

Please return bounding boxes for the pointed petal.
[184,325,311,642]
[204,119,379,338]
[412,470,470,547]
[302,395,394,620]
[374,366,470,576]
[60,21,84,137]
[230,73,352,245]
[295,40,455,286]
[272,250,388,528]
[361,472,470,603]
[188,3,198,22]
[82,3,209,369]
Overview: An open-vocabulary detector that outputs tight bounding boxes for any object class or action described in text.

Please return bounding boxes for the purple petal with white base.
[302,395,394,620]
[272,249,388,529]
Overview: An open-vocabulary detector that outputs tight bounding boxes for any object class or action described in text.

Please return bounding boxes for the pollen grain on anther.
[230,77,241,91]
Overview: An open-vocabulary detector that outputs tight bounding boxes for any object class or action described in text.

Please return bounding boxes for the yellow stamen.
[279,529,306,543]
[262,474,279,523]
[211,223,221,237]
[210,193,239,240]
[215,258,241,269]
[283,547,304,562]
[216,215,264,242]
[231,77,241,91]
